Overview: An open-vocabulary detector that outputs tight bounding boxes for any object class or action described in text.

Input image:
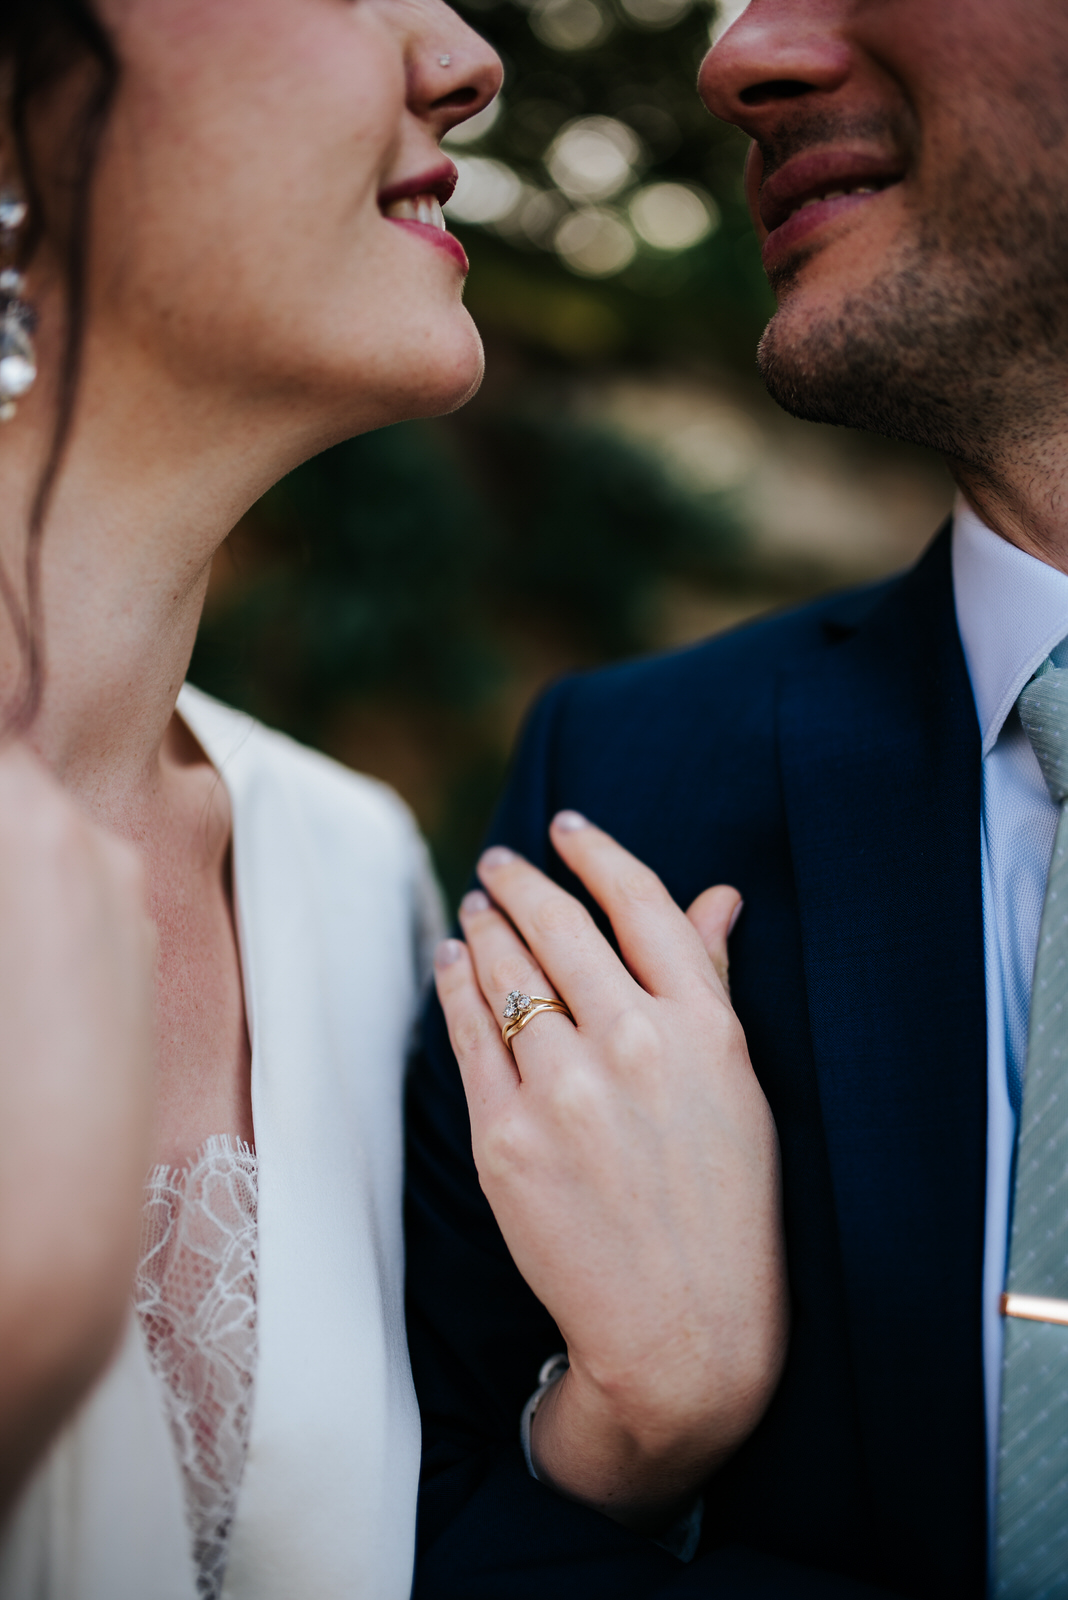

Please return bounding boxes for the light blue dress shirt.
[951,497,1068,1518]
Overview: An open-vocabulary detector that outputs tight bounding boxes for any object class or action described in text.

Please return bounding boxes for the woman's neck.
[0,319,285,1160]
[0,312,313,826]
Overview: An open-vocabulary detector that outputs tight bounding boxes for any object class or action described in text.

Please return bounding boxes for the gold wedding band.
[501,989,575,1052]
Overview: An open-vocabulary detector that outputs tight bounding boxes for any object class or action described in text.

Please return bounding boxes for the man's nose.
[698,0,852,130]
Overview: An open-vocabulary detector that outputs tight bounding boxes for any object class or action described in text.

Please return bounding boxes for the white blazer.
[0,686,443,1600]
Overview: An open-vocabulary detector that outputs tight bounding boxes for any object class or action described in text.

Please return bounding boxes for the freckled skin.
[0,0,501,1170]
[94,0,500,442]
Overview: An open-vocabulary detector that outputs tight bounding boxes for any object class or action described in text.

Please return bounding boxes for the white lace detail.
[134,1135,259,1600]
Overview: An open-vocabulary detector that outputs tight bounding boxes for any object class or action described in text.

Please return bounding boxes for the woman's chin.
[369,321,485,426]
[258,315,487,455]
[427,335,486,418]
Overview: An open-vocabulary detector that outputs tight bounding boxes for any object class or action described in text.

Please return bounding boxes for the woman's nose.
[410,9,503,136]
[698,0,852,131]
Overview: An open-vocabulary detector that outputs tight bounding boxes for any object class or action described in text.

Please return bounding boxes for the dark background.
[189,0,953,908]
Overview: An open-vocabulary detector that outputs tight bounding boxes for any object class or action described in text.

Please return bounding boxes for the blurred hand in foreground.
[434,810,788,1530]
[0,743,156,1515]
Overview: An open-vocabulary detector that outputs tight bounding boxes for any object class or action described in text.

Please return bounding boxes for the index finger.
[475,845,636,1026]
[545,812,716,1001]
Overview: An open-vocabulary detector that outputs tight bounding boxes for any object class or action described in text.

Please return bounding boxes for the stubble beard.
[756,133,1068,474]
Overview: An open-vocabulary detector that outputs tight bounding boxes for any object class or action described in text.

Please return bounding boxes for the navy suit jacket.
[405,526,989,1598]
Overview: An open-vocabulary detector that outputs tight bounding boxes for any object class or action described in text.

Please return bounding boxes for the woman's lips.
[760,183,897,276]
[388,216,469,273]
[381,190,469,273]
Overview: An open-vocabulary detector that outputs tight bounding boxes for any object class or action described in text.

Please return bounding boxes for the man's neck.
[949,432,1068,573]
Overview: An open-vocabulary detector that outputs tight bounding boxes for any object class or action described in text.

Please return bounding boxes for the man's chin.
[755,296,976,456]
[756,308,867,431]
[757,320,814,423]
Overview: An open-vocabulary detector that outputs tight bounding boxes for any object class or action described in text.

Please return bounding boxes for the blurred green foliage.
[190,405,743,903]
[193,423,496,730]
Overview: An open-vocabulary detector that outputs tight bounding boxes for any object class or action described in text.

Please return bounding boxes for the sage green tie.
[996,661,1068,1598]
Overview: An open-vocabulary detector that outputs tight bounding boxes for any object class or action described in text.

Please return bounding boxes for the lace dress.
[134,1137,259,1600]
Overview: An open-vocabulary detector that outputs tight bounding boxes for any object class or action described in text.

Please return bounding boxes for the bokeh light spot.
[629,182,718,250]
[554,208,637,276]
[515,188,571,247]
[547,116,643,201]
[709,0,751,44]
[443,96,503,147]
[448,157,524,224]
[619,0,692,28]
[530,0,612,51]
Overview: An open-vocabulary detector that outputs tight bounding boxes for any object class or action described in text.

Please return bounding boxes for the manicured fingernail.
[479,846,514,871]
[461,889,491,915]
[435,938,465,968]
[553,810,588,832]
[727,899,744,936]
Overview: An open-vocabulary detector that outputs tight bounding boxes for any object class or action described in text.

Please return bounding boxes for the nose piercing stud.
[439,54,451,65]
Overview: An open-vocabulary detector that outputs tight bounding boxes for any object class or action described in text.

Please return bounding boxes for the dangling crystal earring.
[0,185,35,423]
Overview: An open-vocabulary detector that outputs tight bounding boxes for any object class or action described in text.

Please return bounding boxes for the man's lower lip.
[761,191,878,275]
[386,216,469,273]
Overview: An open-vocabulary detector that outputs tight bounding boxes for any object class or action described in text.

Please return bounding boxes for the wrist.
[528,1358,731,1529]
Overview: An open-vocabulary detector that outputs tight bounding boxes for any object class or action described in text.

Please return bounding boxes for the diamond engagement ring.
[501,989,574,1051]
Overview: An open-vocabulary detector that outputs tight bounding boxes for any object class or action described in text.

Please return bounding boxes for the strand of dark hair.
[0,0,118,730]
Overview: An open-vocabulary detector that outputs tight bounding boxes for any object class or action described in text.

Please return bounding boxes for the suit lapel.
[778,527,987,1589]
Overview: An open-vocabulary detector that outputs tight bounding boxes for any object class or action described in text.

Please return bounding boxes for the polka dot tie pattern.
[997,662,1068,1598]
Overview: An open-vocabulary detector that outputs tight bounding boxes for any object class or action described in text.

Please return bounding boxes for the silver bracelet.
[519,1352,569,1478]
[519,1350,704,1562]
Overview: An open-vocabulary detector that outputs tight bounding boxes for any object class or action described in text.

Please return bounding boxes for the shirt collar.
[952,493,1068,758]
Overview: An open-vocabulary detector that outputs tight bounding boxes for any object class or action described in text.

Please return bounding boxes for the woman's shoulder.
[176,683,425,864]
[177,685,445,970]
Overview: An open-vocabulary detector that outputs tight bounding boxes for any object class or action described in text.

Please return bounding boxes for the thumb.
[686,885,743,994]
